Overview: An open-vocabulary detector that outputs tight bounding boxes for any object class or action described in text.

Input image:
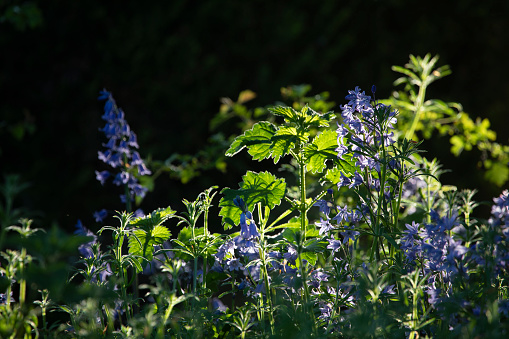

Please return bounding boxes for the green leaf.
[219,171,286,229]
[129,206,176,230]
[128,225,171,269]
[484,161,509,187]
[300,252,317,266]
[269,106,300,123]
[322,154,357,184]
[270,126,300,163]
[177,226,205,243]
[268,105,335,128]
[303,129,338,173]
[225,121,276,160]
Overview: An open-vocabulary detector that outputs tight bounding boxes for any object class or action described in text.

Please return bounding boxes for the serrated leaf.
[269,105,335,128]
[303,129,338,173]
[219,171,286,229]
[302,110,335,128]
[300,252,317,266]
[322,154,357,184]
[129,206,176,230]
[225,121,276,160]
[271,127,300,163]
[128,225,171,268]
[268,106,300,122]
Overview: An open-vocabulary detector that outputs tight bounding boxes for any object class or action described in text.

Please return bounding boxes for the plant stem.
[299,156,307,238]
[405,81,427,141]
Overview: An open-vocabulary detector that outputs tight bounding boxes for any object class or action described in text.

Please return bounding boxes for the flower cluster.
[336,86,397,185]
[313,192,360,254]
[213,197,263,291]
[96,90,151,209]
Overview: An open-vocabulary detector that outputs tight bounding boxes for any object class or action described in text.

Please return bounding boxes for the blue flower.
[314,199,334,217]
[345,86,372,113]
[316,218,334,236]
[233,195,246,211]
[239,211,260,240]
[95,170,110,185]
[93,209,108,223]
[74,220,97,258]
[340,225,359,244]
[283,245,298,265]
[97,89,151,204]
[327,239,342,253]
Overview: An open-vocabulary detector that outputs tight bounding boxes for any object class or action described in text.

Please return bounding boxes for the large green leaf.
[128,225,171,270]
[303,129,338,173]
[129,206,176,231]
[271,126,302,163]
[225,121,302,163]
[219,171,286,229]
[268,105,335,128]
[225,121,276,160]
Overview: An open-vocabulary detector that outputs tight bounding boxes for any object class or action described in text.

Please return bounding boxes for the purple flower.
[215,240,236,262]
[93,209,108,223]
[327,239,342,252]
[239,211,260,240]
[345,86,371,112]
[97,89,151,204]
[316,218,334,236]
[337,172,352,188]
[225,258,243,272]
[95,170,110,185]
[283,245,298,265]
[340,225,359,244]
[74,220,97,258]
[309,269,329,288]
[332,205,349,224]
[314,199,334,217]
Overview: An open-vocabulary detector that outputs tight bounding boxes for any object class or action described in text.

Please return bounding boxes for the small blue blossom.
[239,211,260,240]
[309,269,329,288]
[314,199,334,217]
[316,218,334,236]
[283,245,298,265]
[93,209,108,223]
[340,225,359,244]
[74,220,97,258]
[327,239,342,252]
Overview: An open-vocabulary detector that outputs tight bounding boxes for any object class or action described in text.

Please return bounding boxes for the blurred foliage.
[0,0,42,31]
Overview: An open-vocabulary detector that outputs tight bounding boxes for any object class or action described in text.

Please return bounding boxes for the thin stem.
[405,81,427,141]
[299,156,307,238]
[19,247,27,307]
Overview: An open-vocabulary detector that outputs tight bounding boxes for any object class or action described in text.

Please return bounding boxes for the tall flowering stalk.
[96,90,151,214]
[336,86,422,261]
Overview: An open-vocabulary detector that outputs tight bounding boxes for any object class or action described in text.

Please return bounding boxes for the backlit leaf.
[219,171,286,229]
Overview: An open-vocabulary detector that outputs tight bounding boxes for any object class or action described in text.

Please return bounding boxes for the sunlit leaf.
[219,171,286,229]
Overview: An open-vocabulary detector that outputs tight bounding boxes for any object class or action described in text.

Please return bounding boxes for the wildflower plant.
[4,56,509,337]
[96,89,152,215]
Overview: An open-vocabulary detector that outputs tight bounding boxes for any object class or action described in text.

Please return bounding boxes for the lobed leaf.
[225,121,276,160]
[128,225,171,270]
[219,171,286,229]
[303,129,338,173]
[129,206,176,231]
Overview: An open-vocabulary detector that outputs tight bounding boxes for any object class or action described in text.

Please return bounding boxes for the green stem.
[19,247,26,307]
[193,255,198,295]
[299,156,307,238]
[405,81,427,141]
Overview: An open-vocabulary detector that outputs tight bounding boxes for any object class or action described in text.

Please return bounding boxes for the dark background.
[1,0,508,232]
